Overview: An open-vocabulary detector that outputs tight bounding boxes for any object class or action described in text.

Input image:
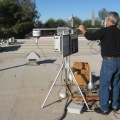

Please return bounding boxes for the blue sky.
[35,0,120,23]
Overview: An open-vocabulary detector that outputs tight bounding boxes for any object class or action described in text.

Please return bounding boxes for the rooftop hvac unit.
[8,37,17,45]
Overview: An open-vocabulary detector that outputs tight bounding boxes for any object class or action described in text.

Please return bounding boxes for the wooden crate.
[73,62,90,86]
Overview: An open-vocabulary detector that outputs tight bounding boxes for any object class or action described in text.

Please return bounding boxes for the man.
[79,12,120,115]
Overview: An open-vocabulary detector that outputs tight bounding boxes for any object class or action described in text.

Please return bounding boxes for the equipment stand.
[36,37,38,44]
[41,57,90,110]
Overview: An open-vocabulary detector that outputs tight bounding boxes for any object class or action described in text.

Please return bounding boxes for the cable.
[36,43,48,60]
[87,40,101,54]
[113,110,120,120]
[55,95,70,120]
[54,57,71,119]
[90,41,100,54]
[36,42,62,67]
[37,44,65,100]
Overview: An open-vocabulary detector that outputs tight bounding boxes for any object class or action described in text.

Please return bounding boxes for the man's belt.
[103,56,120,59]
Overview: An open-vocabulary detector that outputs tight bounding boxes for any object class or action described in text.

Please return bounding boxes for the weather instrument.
[32,29,41,44]
[41,33,91,110]
[62,33,78,58]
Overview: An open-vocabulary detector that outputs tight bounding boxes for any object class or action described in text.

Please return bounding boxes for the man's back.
[100,25,120,57]
[84,25,120,57]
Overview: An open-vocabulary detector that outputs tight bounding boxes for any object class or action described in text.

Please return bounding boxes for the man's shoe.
[94,107,109,115]
[112,107,119,113]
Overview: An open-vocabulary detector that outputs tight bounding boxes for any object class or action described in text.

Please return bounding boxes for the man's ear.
[109,18,114,24]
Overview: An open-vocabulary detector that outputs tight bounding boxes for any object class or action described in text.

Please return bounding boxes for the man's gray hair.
[106,12,119,25]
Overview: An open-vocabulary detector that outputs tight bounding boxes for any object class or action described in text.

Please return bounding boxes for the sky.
[35,0,120,23]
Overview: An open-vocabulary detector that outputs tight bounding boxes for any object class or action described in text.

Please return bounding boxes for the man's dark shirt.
[84,25,120,57]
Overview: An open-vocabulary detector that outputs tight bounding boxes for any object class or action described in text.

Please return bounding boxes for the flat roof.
[0,39,118,120]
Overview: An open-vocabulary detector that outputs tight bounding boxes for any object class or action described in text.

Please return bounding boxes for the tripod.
[41,57,90,110]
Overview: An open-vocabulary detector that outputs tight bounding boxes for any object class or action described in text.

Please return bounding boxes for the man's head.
[105,12,119,27]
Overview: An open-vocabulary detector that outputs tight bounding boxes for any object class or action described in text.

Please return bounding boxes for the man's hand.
[78,25,86,34]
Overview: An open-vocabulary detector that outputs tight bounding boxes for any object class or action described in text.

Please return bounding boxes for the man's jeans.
[99,58,120,112]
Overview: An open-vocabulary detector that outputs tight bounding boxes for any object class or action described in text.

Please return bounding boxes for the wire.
[87,40,101,54]
[90,41,100,54]
[113,111,120,120]
[55,95,70,120]
[36,43,48,60]
[37,43,65,100]
[36,43,62,69]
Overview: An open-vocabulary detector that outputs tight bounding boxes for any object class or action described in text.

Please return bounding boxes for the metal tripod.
[41,57,90,110]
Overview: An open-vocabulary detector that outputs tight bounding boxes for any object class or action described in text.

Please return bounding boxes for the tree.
[94,18,103,28]
[73,17,82,28]
[0,0,22,38]
[43,18,56,35]
[20,0,40,21]
[44,18,56,28]
[10,0,20,4]
[82,19,92,32]
[98,8,109,26]
[82,19,102,33]
[73,16,82,34]
[34,20,43,28]
[56,19,68,27]
[0,0,40,39]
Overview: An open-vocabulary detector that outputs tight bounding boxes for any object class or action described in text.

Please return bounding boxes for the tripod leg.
[41,63,64,108]
[69,67,90,110]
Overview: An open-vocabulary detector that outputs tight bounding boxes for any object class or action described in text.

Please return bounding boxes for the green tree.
[82,19,102,33]
[0,0,21,38]
[43,18,56,35]
[0,0,40,39]
[44,18,56,28]
[20,0,40,21]
[82,19,92,32]
[94,18,103,28]
[98,8,109,26]
[56,19,68,27]
[73,17,82,28]
[34,20,43,28]
[73,16,82,34]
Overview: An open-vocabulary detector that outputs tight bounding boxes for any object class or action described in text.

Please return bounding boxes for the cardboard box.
[73,62,90,86]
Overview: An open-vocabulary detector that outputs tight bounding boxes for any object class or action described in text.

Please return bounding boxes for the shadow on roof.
[37,59,56,65]
[0,45,21,52]
[0,63,26,71]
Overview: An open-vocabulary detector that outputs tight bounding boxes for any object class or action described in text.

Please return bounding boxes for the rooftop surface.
[0,38,119,120]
